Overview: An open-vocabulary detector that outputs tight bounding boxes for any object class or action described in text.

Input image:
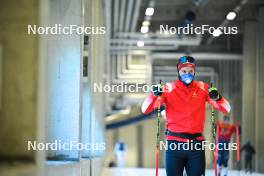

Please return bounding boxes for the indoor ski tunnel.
[0,0,264,176]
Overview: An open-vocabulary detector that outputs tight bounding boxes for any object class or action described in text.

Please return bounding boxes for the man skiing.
[114,141,126,167]
[141,56,231,176]
[216,116,238,176]
[241,140,255,173]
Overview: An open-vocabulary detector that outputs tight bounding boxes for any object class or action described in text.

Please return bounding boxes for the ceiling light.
[226,12,236,20]
[212,29,222,37]
[137,41,144,47]
[142,20,150,26]
[145,7,154,16]
[140,26,149,34]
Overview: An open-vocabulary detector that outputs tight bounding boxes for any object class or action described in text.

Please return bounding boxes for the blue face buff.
[180,73,194,85]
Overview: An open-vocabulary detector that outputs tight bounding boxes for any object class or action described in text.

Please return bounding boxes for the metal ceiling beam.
[111,36,201,45]
[119,0,126,32]
[151,53,242,60]
[104,0,111,38]
[131,0,142,32]
[110,45,178,51]
[125,0,134,32]
[114,0,119,33]
[115,32,180,38]
[153,66,215,72]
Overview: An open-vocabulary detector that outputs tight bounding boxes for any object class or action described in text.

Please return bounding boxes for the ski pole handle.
[210,82,216,139]
[156,80,162,147]
[155,80,162,176]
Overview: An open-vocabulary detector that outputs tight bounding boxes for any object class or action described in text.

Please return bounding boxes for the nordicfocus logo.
[160,24,238,35]
[93,82,174,93]
[159,141,238,151]
[27,140,106,151]
[93,82,159,93]
[27,24,106,35]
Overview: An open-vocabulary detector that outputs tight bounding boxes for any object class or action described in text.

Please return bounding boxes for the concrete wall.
[88,0,106,159]
[0,0,106,175]
[105,122,142,168]
[241,7,264,173]
[45,0,83,160]
[242,20,257,169]
[38,0,107,174]
[0,0,38,160]
[255,7,264,173]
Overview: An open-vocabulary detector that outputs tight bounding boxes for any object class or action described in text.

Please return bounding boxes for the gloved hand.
[209,86,222,100]
[152,84,163,96]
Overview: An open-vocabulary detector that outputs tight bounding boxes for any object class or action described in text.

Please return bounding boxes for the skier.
[141,56,231,176]
[114,141,126,167]
[241,140,255,173]
[216,116,238,176]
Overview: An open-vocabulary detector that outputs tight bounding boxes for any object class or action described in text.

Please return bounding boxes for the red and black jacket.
[142,80,231,142]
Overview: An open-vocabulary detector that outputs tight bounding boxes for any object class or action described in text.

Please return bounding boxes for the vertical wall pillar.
[88,0,106,175]
[256,7,264,173]
[136,124,143,167]
[47,0,83,160]
[242,21,257,152]
[89,0,106,158]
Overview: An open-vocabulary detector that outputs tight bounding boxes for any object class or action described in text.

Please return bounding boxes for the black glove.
[209,86,222,100]
[152,85,163,96]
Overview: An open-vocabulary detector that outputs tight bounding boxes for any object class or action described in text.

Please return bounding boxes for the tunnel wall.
[0,0,38,161]
[39,0,107,175]
[255,7,264,173]
[242,7,264,173]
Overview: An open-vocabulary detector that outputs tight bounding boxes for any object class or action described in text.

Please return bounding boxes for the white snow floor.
[102,167,264,176]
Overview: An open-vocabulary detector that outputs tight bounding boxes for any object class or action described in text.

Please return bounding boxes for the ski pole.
[215,121,220,176]
[155,80,162,176]
[210,83,216,140]
[211,106,218,176]
[236,123,241,162]
[210,83,218,176]
[235,122,241,176]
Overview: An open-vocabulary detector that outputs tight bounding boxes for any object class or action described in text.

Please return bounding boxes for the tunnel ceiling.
[105,0,263,113]
[109,0,264,53]
[137,0,263,52]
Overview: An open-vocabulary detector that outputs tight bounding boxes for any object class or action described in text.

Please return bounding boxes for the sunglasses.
[178,56,195,64]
